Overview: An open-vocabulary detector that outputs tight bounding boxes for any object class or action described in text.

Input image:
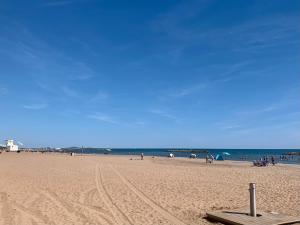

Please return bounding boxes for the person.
[141,153,144,160]
[210,154,214,163]
[271,156,275,165]
[206,155,208,164]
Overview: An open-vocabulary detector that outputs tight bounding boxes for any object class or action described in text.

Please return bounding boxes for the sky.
[0,0,299,148]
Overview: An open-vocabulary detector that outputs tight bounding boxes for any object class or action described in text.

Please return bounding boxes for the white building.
[5,140,19,151]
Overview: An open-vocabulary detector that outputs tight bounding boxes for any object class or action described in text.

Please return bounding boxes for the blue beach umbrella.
[215,154,224,161]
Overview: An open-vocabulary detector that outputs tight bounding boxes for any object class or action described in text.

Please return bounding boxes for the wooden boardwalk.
[206,208,300,225]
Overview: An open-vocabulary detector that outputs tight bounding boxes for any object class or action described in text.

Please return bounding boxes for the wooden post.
[249,183,256,217]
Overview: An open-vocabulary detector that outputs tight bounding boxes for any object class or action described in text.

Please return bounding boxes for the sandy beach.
[0,152,299,225]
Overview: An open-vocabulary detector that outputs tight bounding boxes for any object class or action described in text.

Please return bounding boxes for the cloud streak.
[215,121,241,130]
[0,87,8,96]
[40,0,83,7]
[150,2,300,63]
[215,95,300,133]
[0,24,96,95]
[158,60,253,101]
[88,91,109,103]
[23,104,48,110]
[149,109,179,121]
[88,113,118,124]
[61,86,79,98]
[166,83,207,98]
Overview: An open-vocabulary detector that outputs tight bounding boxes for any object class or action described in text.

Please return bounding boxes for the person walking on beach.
[271,156,275,165]
[141,153,144,160]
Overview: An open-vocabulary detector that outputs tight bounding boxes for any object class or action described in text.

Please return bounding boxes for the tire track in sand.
[0,192,47,225]
[0,192,15,225]
[70,200,114,225]
[40,190,95,225]
[95,164,133,225]
[11,201,51,225]
[110,165,187,225]
[81,188,110,216]
[77,188,114,224]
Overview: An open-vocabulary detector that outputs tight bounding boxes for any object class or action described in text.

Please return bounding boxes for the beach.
[0,152,299,225]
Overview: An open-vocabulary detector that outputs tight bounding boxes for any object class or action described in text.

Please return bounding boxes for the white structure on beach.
[5,140,19,151]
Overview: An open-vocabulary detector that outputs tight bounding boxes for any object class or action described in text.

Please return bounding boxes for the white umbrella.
[222,152,231,156]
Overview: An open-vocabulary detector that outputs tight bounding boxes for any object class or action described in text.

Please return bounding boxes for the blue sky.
[0,0,299,148]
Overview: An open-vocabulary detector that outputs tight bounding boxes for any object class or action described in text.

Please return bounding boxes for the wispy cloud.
[61,86,79,98]
[156,82,208,102]
[236,98,300,117]
[230,120,300,135]
[151,0,213,40]
[36,81,55,93]
[215,122,241,130]
[23,104,48,110]
[120,120,148,128]
[40,0,83,7]
[149,109,179,121]
[59,109,81,117]
[236,105,280,117]
[157,59,261,102]
[160,61,252,98]
[87,113,148,127]
[88,91,109,103]
[134,120,146,126]
[167,83,207,98]
[88,113,118,124]
[67,62,95,80]
[150,2,300,62]
[156,59,266,104]
[0,25,96,97]
[213,61,254,83]
[0,87,8,96]
[215,96,300,133]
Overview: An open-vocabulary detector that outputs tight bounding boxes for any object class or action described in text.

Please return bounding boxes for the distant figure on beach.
[271,156,275,165]
[190,153,196,159]
[141,153,144,160]
[210,154,214,163]
[206,155,208,163]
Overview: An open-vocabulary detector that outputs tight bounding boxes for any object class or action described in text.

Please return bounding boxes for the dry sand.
[0,152,299,225]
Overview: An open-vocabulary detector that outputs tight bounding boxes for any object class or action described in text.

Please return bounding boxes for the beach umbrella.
[215,154,224,161]
[222,152,231,156]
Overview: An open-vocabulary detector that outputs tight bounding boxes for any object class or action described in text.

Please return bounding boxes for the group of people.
[253,156,276,167]
[139,152,296,165]
[279,155,294,161]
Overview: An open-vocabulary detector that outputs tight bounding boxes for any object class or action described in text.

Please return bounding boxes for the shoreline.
[20,150,300,166]
[4,150,300,167]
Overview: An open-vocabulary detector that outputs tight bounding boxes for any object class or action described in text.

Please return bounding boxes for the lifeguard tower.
[5,140,19,151]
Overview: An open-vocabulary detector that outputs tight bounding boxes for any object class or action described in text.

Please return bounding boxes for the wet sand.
[0,152,299,225]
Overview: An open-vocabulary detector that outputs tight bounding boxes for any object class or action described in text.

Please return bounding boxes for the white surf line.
[110,165,187,225]
[95,164,132,225]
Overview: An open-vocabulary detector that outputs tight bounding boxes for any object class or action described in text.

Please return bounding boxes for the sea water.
[70,148,300,164]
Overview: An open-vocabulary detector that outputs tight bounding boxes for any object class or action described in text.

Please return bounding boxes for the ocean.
[67,148,300,164]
